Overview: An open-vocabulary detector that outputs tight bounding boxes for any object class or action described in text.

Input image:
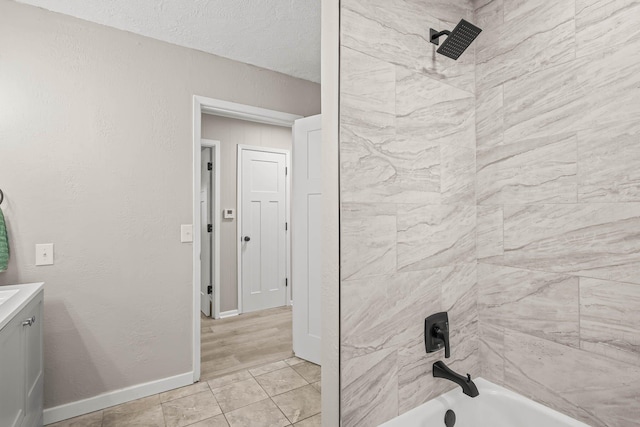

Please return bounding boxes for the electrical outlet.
[35,243,54,266]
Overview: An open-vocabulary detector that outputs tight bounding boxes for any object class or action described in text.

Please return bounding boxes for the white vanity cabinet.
[0,284,44,427]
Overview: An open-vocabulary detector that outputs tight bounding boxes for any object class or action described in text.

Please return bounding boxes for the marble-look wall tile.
[397,204,476,271]
[504,42,640,142]
[576,0,640,58]
[340,48,443,204]
[578,120,640,202]
[476,0,575,89]
[504,330,640,427]
[397,264,478,414]
[478,263,579,347]
[574,42,640,132]
[494,203,640,284]
[475,85,503,149]
[479,321,504,384]
[477,205,503,259]
[341,0,475,93]
[580,277,640,366]
[341,348,399,427]
[341,270,440,360]
[396,67,475,148]
[340,203,396,280]
[440,144,475,204]
[477,133,577,204]
[474,0,503,67]
[503,60,583,142]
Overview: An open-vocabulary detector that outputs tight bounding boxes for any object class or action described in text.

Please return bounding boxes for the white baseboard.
[219,309,239,319]
[43,371,193,425]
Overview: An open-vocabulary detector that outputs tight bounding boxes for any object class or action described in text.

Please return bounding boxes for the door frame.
[236,145,291,315]
[192,95,301,382]
[200,140,221,319]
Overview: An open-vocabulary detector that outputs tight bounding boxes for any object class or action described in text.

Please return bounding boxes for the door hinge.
[207,285,212,294]
[285,167,288,175]
[285,278,288,287]
[285,222,288,231]
[207,224,212,233]
[207,162,213,171]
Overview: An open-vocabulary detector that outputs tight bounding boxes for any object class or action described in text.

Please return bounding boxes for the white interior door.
[200,148,212,317]
[292,114,322,365]
[240,148,288,313]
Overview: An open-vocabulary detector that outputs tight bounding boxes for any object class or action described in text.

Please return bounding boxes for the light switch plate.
[181,224,193,243]
[223,208,235,219]
[35,243,54,266]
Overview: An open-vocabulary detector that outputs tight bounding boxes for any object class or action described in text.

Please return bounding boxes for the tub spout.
[433,361,479,398]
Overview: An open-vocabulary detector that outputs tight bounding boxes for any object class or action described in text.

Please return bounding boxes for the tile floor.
[47,357,321,427]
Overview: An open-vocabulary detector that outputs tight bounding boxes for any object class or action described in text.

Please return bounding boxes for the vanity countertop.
[0,282,44,331]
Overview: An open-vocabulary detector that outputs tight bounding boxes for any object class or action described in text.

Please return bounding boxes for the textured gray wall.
[0,0,319,409]
[475,1,640,426]
[339,0,479,425]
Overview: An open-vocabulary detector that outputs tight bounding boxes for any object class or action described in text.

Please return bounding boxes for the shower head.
[430,19,482,60]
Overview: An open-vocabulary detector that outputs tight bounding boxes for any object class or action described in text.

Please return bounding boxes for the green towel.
[0,207,8,272]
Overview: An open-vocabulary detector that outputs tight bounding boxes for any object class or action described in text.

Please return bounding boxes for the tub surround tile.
[161,391,222,427]
[397,329,478,414]
[502,60,583,143]
[341,127,442,204]
[474,84,503,149]
[488,203,640,284]
[477,133,577,204]
[341,348,398,427]
[440,144,475,205]
[340,47,395,128]
[580,277,640,366]
[396,68,475,148]
[397,204,476,272]
[271,384,321,424]
[341,0,475,93]
[504,330,640,427]
[578,121,640,202]
[476,0,575,90]
[340,203,396,280]
[574,42,640,133]
[224,398,289,427]
[477,205,503,259]
[504,42,640,143]
[576,0,640,58]
[474,0,503,65]
[479,322,504,385]
[341,270,441,360]
[478,264,580,347]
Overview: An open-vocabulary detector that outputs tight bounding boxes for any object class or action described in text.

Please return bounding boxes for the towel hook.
[0,188,3,205]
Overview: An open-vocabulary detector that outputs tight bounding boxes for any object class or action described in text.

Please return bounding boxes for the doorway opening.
[192,96,322,384]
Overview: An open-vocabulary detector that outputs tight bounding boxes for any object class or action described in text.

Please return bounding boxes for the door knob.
[244,236,251,242]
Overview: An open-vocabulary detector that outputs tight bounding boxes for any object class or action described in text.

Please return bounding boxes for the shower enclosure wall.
[339,0,640,426]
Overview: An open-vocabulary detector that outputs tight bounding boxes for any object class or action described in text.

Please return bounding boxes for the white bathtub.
[380,378,591,427]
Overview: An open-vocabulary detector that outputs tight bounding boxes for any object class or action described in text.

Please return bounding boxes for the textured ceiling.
[16,0,321,83]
